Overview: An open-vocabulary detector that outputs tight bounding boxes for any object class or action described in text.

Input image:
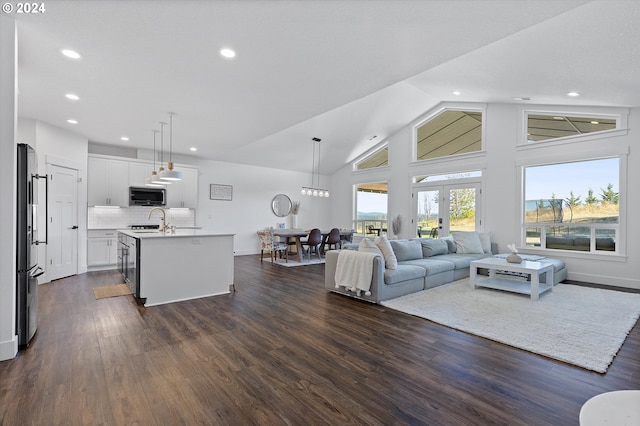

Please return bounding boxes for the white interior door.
[47,164,78,280]
[414,182,481,237]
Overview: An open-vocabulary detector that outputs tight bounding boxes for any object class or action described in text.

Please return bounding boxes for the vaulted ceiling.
[12,0,640,175]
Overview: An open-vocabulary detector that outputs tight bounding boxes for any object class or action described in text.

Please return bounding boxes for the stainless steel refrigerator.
[16,143,46,348]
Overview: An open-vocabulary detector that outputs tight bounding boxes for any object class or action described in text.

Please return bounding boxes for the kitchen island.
[118,229,234,306]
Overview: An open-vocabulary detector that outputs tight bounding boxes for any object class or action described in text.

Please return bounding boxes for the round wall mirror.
[271,194,292,217]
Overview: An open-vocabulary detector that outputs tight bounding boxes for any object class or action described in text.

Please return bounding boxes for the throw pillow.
[374,236,398,270]
[359,238,385,268]
[439,236,457,253]
[478,232,492,254]
[451,231,484,254]
[419,238,448,257]
[389,240,422,262]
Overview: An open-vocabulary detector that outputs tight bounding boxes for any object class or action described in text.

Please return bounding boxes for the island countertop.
[118,229,235,239]
[117,230,235,306]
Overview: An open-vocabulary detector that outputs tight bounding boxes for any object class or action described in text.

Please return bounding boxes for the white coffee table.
[470,257,554,301]
[579,390,640,425]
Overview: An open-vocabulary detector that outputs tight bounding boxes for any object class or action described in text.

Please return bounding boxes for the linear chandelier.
[301,137,329,197]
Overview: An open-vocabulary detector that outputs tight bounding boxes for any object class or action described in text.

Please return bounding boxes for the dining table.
[272,229,354,262]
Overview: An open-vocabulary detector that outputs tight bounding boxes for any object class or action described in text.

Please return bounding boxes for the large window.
[416,109,482,161]
[523,158,620,253]
[354,182,388,236]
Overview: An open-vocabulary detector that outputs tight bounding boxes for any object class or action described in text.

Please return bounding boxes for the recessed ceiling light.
[67,119,78,124]
[591,121,600,125]
[190,147,197,152]
[220,48,236,58]
[61,49,82,59]
[511,96,531,101]
[65,93,80,101]
[566,91,581,97]
[452,91,461,96]
[121,136,129,141]
[553,116,564,120]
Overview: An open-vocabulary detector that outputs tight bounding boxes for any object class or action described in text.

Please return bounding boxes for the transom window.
[526,113,618,143]
[416,109,482,161]
[354,145,388,171]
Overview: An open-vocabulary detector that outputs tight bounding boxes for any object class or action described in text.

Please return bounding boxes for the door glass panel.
[449,186,476,232]
[416,190,439,238]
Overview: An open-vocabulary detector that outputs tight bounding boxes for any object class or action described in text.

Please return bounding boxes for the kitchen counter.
[118,229,232,239]
[118,230,235,306]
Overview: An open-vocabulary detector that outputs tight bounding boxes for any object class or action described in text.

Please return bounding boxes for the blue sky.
[525,158,619,201]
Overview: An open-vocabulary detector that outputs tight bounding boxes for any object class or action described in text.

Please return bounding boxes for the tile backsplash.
[88,206,196,229]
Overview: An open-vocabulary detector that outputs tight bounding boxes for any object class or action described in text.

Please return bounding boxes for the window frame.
[352,181,389,237]
[517,155,627,258]
[352,143,389,172]
[520,108,628,147]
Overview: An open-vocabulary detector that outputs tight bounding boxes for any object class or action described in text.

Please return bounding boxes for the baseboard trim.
[567,272,640,290]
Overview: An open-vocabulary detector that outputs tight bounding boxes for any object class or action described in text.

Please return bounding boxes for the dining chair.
[325,228,341,251]
[256,230,288,263]
[301,228,322,261]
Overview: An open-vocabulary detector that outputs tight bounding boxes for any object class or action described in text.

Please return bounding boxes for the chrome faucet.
[148,207,168,232]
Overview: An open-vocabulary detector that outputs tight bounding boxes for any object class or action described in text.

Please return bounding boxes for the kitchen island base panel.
[138,234,234,306]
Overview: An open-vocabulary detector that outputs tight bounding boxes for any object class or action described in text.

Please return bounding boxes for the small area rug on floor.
[264,257,325,267]
[93,283,132,300]
[381,279,640,373]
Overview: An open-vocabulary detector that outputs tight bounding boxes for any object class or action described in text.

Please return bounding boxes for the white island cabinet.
[118,230,234,306]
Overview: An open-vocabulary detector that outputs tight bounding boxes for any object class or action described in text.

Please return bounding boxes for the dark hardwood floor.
[1,256,639,425]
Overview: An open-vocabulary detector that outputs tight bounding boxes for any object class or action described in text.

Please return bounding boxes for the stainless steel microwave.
[129,186,166,206]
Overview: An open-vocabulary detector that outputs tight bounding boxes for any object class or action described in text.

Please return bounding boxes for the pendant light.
[301,137,329,197]
[160,112,182,181]
[145,129,164,187]
[152,122,170,185]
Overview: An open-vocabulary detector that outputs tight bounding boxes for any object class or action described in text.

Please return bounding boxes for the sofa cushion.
[434,254,486,269]
[478,232,492,254]
[418,238,448,257]
[440,236,457,253]
[390,239,423,261]
[399,258,455,276]
[375,236,397,270]
[383,264,426,285]
[452,231,484,254]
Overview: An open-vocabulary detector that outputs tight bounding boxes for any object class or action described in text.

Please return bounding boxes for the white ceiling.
[12,0,640,175]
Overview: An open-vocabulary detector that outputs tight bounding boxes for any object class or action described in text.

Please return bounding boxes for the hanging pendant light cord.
[169,112,175,162]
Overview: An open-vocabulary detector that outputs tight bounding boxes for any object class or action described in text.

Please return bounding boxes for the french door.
[413,182,482,238]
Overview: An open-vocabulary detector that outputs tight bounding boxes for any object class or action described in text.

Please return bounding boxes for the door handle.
[70,225,78,229]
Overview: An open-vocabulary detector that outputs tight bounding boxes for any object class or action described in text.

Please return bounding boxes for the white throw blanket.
[334,251,378,296]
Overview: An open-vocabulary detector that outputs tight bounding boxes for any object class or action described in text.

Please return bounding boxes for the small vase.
[290,214,298,229]
[506,253,522,264]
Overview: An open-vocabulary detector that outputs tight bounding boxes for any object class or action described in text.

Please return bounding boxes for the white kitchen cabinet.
[87,229,118,267]
[88,157,129,206]
[128,161,154,187]
[165,167,198,208]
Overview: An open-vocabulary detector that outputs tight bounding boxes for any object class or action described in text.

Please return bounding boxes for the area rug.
[93,283,132,299]
[264,257,325,267]
[381,279,640,373]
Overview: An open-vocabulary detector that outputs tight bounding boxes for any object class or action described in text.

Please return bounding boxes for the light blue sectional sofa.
[325,235,567,303]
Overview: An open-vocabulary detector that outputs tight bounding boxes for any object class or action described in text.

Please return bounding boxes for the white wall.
[191,159,336,255]
[330,102,640,289]
[0,15,18,360]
